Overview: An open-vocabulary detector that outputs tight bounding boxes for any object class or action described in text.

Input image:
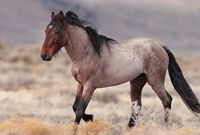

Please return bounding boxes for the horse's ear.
[59,10,64,20]
[51,12,55,19]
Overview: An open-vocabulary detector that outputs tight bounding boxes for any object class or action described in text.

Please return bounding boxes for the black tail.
[163,46,200,114]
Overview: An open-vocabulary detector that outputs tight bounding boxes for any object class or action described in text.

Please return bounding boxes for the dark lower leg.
[73,84,93,123]
[163,91,172,109]
[75,86,95,124]
[128,99,141,128]
[151,84,172,123]
[75,99,93,124]
[73,97,93,123]
[128,74,147,128]
[163,91,172,122]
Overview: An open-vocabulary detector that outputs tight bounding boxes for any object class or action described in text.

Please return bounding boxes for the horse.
[41,11,200,128]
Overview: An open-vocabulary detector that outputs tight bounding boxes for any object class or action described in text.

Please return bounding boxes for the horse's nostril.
[41,53,48,60]
[41,53,52,61]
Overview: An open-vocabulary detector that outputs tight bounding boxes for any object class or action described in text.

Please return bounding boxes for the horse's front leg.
[73,84,93,123]
[75,83,95,124]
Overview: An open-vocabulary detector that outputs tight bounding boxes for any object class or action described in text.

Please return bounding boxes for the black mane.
[65,11,116,55]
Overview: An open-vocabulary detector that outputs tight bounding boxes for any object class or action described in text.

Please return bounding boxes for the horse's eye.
[55,30,59,34]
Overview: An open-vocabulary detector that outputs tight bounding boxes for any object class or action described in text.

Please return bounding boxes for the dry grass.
[0,117,52,135]
[125,127,198,135]
[0,117,115,135]
[0,45,200,135]
[0,117,199,135]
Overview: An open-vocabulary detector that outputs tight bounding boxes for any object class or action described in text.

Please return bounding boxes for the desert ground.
[0,43,199,135]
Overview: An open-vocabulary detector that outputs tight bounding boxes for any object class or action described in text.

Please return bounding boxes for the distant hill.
[0,0,200,53]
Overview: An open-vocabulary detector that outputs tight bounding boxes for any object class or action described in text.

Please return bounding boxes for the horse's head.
[41,11,67,61]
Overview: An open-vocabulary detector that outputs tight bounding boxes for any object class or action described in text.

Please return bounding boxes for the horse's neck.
[64,25,97,65]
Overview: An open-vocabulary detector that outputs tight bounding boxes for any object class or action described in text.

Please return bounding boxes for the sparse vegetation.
[0,46,199,135]
[93,91,119,103]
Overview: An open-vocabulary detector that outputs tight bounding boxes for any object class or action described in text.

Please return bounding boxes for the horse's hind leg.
[146,46,173,123]
[150,82,172,122]
[128,73,147,128]
[147,69,172,123]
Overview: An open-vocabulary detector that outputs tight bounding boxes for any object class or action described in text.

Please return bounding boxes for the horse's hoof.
[74,122,79,125]
[83,114,93,122]
[127,118,136,128]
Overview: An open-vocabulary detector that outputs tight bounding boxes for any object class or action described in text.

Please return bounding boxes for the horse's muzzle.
[41,53,52,61]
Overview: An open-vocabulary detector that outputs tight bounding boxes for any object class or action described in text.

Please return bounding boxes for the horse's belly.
[96,59,144,88]
[99,72,141,88]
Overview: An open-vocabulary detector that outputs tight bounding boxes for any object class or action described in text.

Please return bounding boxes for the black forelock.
[49,16,63,31]
[65,11,117,55]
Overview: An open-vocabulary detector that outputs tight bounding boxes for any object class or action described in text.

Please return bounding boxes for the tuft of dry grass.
[93,91,119,103]
[0,117,117,135]
[0,117,53,135]
[124,127,198,135]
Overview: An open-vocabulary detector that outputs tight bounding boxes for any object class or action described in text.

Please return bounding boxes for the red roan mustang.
[41,11,200,128]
